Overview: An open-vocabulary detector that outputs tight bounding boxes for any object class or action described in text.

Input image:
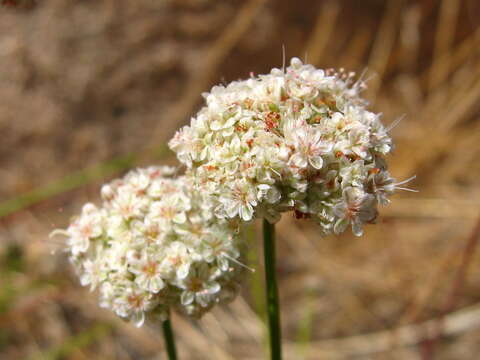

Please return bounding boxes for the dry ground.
[1,0,480,359]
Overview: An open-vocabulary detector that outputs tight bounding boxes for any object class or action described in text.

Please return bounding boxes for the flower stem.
[263,219,282,360]
[162,314,178,360]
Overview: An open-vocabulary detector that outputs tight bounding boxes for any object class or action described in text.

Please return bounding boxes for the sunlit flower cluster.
[52,167,244,326]
[170,58,406,236]
[52,58,411,329]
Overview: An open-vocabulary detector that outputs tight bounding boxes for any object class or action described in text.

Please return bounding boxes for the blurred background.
[1,0,479,359]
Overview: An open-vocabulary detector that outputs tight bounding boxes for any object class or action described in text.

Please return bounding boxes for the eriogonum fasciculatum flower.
[169,58,411,236]
[51,167,244,326]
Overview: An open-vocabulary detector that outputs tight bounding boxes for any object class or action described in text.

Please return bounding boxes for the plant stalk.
[263,219,282,360]
[162,314,178,360]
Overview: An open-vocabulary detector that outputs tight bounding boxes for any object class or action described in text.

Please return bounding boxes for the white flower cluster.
[52,167,243,326]
[170,58,403,236]
[53,58,410,327]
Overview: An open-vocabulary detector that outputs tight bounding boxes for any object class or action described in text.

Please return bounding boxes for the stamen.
[354,68,369,85]
[394,175,416,186]
[386,114,405,132]
[363,72,376,84]
[222,253,255,273]
[395,187,419,193]
[394,175,418,192]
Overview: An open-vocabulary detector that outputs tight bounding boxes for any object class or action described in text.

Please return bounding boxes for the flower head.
[52,167,244,326]
[170,58,400,236]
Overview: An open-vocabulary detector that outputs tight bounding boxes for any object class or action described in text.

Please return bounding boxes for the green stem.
[263,219,282,360]
[162,315,178,360]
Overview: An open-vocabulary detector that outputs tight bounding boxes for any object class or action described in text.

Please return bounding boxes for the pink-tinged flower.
[220,179,258,221]
[288,126,333,169]
[333,187,378,236]
[130,253,165,293]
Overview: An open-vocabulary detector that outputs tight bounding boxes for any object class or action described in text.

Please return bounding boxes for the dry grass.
[1,0,479,359]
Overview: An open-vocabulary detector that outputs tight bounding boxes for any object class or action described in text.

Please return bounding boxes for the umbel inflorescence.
[53,58,409,328]
[52,167,243,326]
[170,57,408,236]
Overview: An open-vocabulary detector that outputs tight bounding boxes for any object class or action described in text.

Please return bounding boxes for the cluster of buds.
[52,167,244,326]
[169,58,406,236]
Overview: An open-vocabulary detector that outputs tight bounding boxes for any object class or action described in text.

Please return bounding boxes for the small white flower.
[178,264,221,309]
[221,179,258,221]
[80,257,106,290]
[130,252,165,293]
[333,187,378,236]
[114,287,154,327]
[339,160,369,188]
[160,241,192,280]
[112,190,146,220]
[64,203,103,255]
[288,126,333,169]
